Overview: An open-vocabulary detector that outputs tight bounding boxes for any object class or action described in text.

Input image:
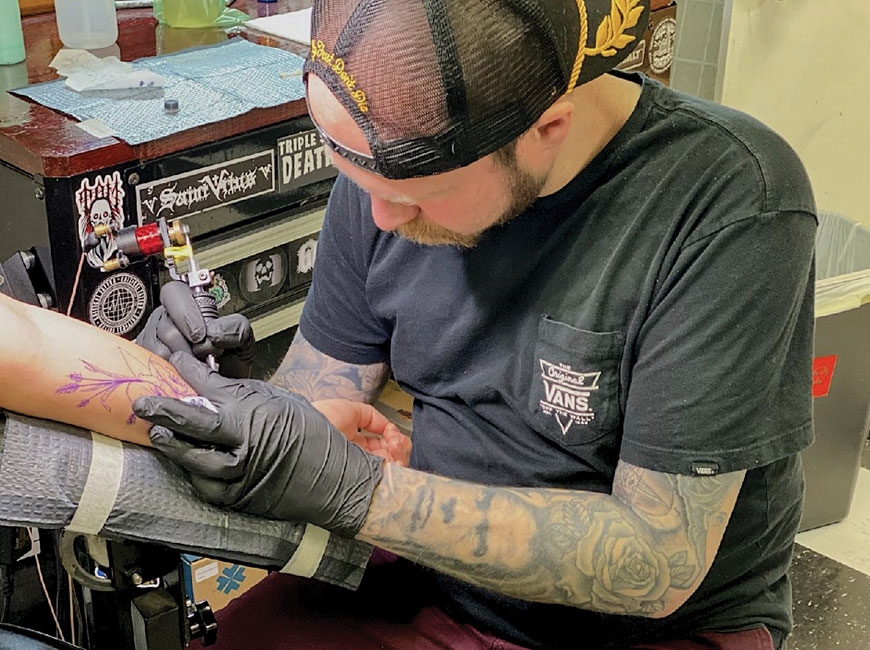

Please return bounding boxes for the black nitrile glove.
[136,281,256,378]
[131,352,384,538]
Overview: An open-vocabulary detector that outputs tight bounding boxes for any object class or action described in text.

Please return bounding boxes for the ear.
[528,97,574,151]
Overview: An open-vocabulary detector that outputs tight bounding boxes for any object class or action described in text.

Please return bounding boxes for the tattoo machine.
[84,217,220,370]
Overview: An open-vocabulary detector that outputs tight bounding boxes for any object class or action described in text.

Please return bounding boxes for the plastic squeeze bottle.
[0,0,26,65]
[55,0,119,50]
[161,0,224,28]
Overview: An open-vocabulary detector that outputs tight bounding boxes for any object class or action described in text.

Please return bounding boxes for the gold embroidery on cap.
[568,1,589,91]
[310,40,369,113]
[568,0,645,91]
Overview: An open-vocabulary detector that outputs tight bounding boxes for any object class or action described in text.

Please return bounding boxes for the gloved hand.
[136,281,256,378]
[131,352,384,538]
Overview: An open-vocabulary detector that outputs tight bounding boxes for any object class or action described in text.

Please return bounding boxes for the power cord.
[26,528,66,643]
[0,527,80,641]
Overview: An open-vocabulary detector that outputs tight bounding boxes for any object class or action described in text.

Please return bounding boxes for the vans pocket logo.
[539,359,600,435]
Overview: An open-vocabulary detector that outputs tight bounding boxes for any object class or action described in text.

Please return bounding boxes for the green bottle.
[0,0,26,66]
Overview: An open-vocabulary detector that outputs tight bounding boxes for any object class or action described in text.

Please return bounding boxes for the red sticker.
[812,355,837,398]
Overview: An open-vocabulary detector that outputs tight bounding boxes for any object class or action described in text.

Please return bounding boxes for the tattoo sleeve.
[268,330,391,403]
[358,460,744,618]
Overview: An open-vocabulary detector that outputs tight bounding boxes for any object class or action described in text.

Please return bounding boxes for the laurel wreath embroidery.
[587,0,645,58]
[568,0,644,90]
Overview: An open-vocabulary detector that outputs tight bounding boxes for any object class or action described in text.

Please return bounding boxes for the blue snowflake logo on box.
[216,565,247,594]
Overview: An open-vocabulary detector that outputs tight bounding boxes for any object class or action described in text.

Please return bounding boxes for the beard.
[395,153,547,249]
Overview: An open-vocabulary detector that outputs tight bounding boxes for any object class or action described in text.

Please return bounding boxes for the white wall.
[719,0,870,225]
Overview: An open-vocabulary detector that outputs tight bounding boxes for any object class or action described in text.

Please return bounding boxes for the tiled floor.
[788,440,870,649]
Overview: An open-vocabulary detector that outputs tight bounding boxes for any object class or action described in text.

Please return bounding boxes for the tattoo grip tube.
[193,288,219,321]
[191,286,220,370]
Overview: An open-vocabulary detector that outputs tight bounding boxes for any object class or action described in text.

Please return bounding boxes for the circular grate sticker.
[650,17,677,75]
[88,272,148,336]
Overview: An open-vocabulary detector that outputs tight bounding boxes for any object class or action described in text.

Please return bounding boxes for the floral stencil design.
[57,348,192,425]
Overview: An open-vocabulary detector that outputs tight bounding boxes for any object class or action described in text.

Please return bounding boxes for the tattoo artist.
[131,0,816,648]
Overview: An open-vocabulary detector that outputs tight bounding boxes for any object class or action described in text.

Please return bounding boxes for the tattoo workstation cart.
[0,3,350,648]
[0,1,333,377]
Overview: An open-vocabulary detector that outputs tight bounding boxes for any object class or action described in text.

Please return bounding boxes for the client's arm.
[0,293,195,446]
[0,294,405,458]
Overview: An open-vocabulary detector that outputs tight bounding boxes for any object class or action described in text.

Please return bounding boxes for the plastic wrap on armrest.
[0,411,370,590]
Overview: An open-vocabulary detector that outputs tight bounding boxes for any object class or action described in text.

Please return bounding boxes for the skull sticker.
[76,172,126,269]
[239,249,287,304]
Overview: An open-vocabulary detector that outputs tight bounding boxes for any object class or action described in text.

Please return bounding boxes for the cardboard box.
[181,555,269,612]
[616,2,678,86]
[376,380,414,436]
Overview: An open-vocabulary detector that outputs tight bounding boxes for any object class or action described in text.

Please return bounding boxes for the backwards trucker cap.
[304,0,650,180]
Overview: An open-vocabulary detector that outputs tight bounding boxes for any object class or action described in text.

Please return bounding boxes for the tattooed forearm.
[359,462,744,618]
[410,486,436,532]
[58,347,194,425]
[268,330,390,403]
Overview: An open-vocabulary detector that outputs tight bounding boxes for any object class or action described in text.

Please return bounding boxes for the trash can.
[800,211,870,531]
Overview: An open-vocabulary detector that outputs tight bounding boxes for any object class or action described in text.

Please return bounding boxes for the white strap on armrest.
[279,523,329,578]
[66,432,124,535]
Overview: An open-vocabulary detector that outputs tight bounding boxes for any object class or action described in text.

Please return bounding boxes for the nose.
[369,195,420,231]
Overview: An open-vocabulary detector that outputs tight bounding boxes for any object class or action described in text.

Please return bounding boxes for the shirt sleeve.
[299,175,391,365]
[620,210,817,475]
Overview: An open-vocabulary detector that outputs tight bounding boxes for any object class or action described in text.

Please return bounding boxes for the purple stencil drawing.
[57,348,192,425]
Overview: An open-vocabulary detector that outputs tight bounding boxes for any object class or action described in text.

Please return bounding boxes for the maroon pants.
[194,551,780,650]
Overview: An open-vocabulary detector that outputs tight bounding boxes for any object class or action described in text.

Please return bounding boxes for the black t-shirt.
[299,74,817,648]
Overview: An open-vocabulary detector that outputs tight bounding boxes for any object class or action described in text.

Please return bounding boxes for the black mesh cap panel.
[304,0,651,179]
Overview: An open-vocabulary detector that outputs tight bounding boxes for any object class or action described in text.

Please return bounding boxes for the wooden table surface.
[0,0,313,179]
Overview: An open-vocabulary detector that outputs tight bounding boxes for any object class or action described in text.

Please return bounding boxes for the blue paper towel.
[14,39,307,145]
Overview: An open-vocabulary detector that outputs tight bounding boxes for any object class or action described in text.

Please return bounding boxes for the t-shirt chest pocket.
[526,316,625,446]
